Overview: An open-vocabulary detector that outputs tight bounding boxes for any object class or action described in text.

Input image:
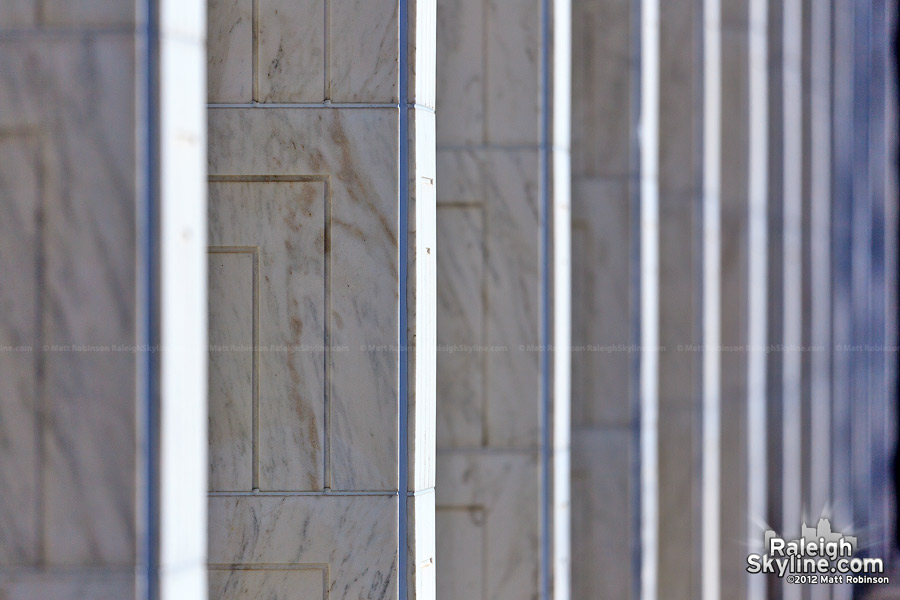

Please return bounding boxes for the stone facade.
[0,1,897,599]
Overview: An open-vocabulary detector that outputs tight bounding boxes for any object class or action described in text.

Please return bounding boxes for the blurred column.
[433,0,571,595]
[0,0,208,598]
[204,0,437,597]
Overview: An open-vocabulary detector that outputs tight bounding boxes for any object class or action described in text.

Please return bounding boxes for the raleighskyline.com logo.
[746,518,888,585]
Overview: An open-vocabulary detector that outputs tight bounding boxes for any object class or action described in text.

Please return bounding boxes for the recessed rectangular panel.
[208,249,256,492]
[209,180,326,491]
[209,568,325,600]
[257,0,325,102]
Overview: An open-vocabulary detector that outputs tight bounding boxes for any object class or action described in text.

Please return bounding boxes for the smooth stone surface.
[436,206,484,448]
[0,0,36,27]
[485,0,540,144]
[208,250,255,491]
[483,149,540,448]
[209,568,325,599]
[0,571,135,600]
[436,0,484,144]
[257,0,325,102]
[207,0,252,102]
[209,108,399,491]
[0,134,39,566]
[208,180,328,492]
[571,0,633,178]
[208,495,397,600]
[570,178,631,427]
[41,0,136,26]
[329,0,398,102]
[436,451,540,600]
[571,430,631,600]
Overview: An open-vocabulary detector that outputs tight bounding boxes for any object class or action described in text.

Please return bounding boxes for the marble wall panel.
[208,108,399,491]
[208,180,327,492]
[0,0,37,27]
[657,407,699,600]
[435,452,540,600]
[483,149,540,448]
[257,0,325,103]
[485,0,540,145]
[570,178,631,427]
[571,430,631,600]
[0,571,135,600]
[0,133,40,566]
[40,0,136,27]
[207,0,252,102]
[329,0,399,102]
[571,0,632,179]
[209,569,325,600]
[657,199,699,409]
[436,206,484,448]
[208,250,255,492]
[208,495,397,600]
[435,0,484,144]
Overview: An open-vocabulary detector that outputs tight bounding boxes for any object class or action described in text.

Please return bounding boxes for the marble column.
[433,0,571,596]
[570,0,638,598]
[204,0,436,598]
[0,0,209,598]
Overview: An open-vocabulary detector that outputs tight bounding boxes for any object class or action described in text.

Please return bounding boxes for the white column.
[0,0,209,597]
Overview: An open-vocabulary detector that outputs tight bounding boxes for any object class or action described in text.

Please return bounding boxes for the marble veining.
[208,108,400,491]
[208,180,327,492]
[208,495,397,600]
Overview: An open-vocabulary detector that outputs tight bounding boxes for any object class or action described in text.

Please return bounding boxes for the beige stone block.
[329,0,398,102]
[0,134,40,566]
[208,108,399,490]
[485,0,540,144]
[208,495,397,600]
[207,0,252,103]
[571,178,632,427]
[436,451,540,600]
[482,150,540,447]
[435,0,484,144]
[437,206,484,448]
[571,429,632,600]
[257,0,325,102]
